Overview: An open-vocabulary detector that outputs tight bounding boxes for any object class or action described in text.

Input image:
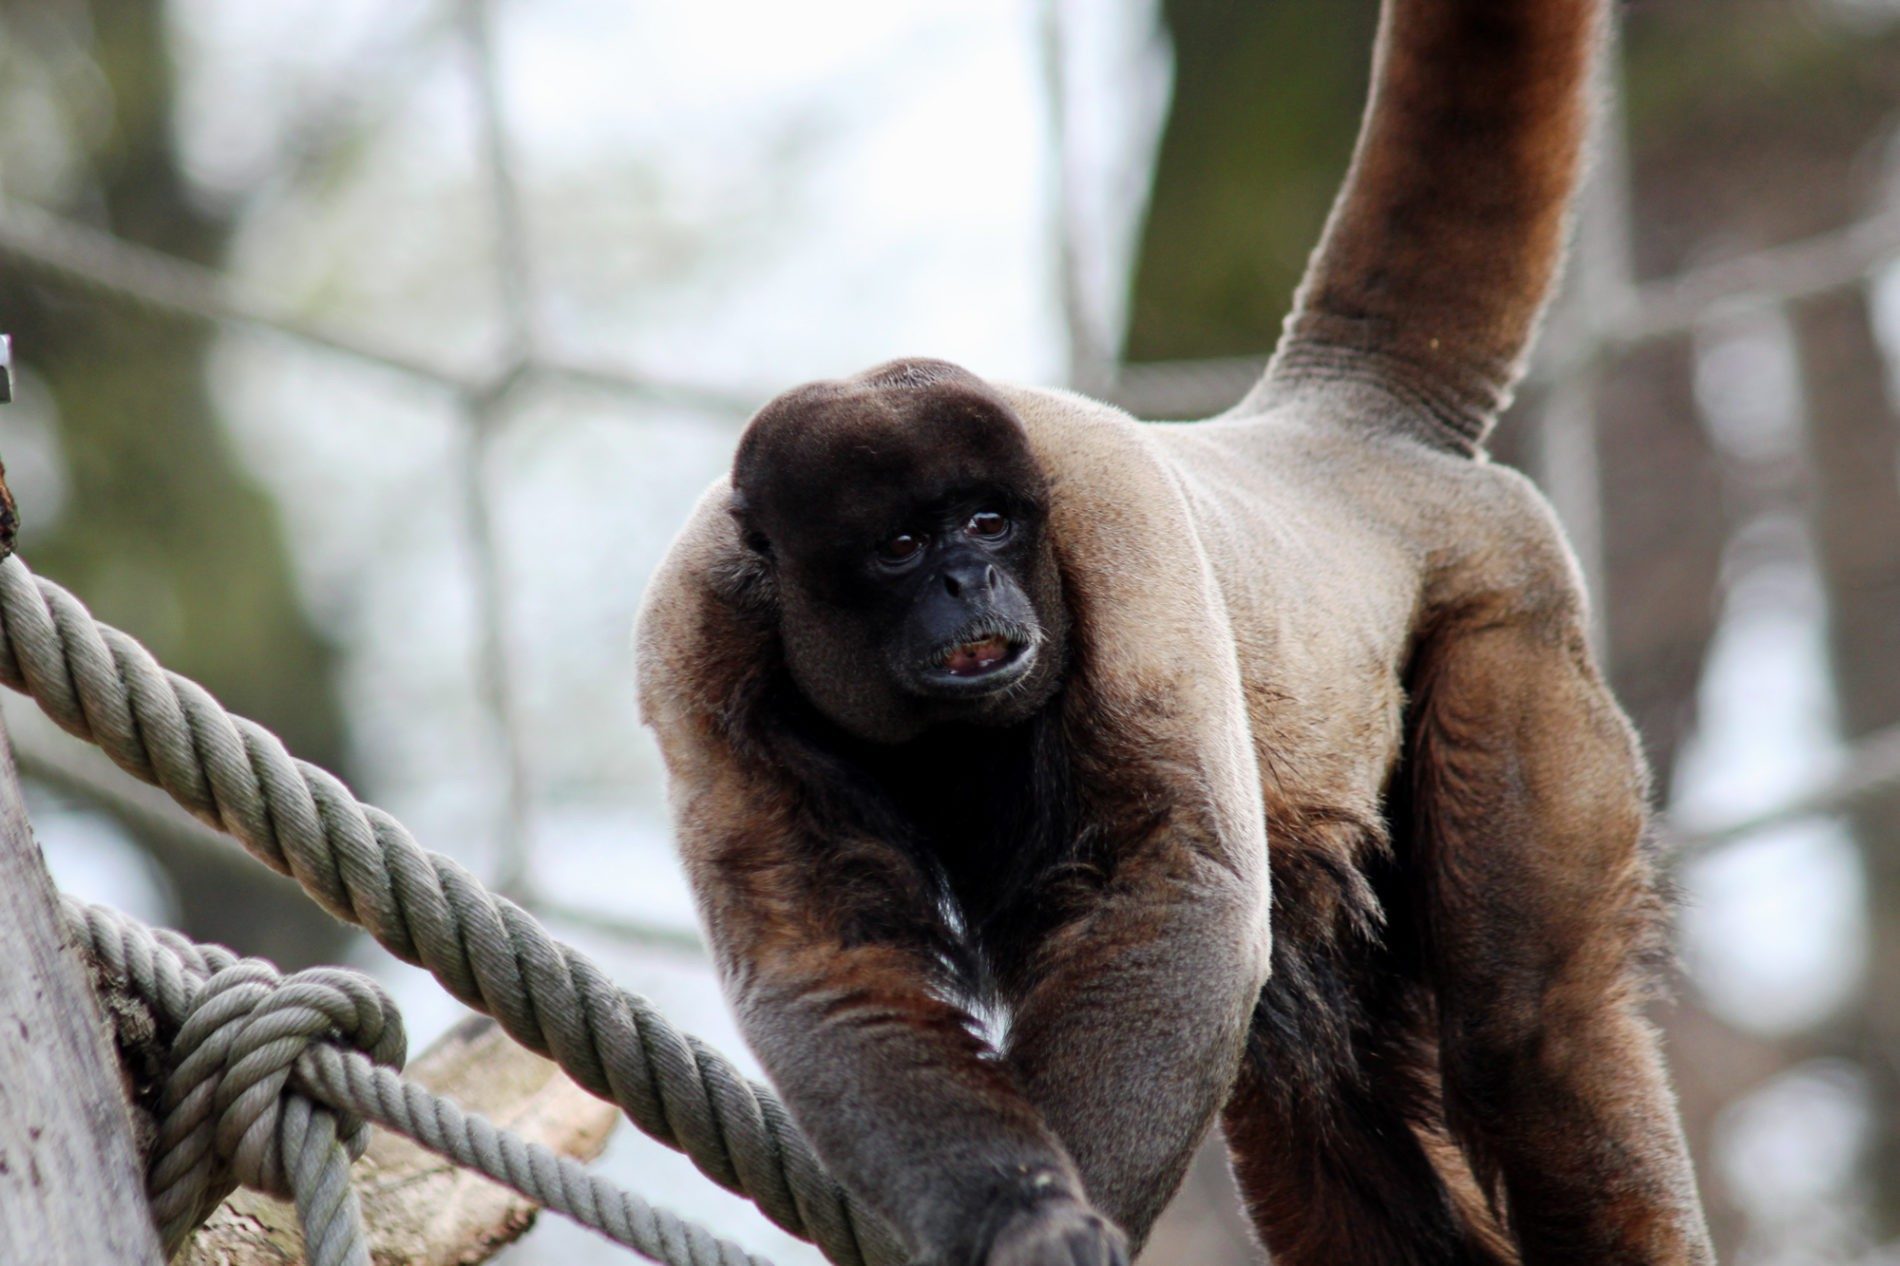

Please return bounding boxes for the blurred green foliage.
[1125,0,1375,362]
[0,0,351,964]
[0,0,346,774]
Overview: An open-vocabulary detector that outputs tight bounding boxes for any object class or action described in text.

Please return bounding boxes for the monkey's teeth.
[942,635,1011,676]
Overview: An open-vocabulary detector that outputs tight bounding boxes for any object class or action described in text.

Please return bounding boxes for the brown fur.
[1254,0,1603,453]
[636,1,1714,1263]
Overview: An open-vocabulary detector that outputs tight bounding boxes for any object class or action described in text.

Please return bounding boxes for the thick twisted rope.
[0,554,903,1266]
[69,898,777,1266]
[71,899,402,1266]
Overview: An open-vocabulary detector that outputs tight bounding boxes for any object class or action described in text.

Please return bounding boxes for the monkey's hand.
[975,1195,1129,1266]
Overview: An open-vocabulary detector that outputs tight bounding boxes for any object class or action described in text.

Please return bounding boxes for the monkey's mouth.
[940,634,1014,676]
[916,629,1036,695]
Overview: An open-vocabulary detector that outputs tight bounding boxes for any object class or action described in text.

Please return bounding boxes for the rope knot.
[147,959,406,1252]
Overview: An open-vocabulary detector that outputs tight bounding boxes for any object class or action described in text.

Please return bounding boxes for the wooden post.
[0,695,168,1254]
[0,337,165,1264]
[0,703,166,1264]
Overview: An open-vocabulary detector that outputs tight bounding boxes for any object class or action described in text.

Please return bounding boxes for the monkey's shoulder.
[634,478,767,736]
[993,385,1218,581]
[1001,386,1193,508]
[995,389,1256,651]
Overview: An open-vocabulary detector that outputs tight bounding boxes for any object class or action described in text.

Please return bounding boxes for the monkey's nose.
[940,564,997,598]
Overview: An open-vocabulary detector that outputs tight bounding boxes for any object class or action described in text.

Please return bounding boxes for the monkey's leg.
[1407,617,1714,1265]
[1220,991,1517,1266]
[1000,833,1269,1251]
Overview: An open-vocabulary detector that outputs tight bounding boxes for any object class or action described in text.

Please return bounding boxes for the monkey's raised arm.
[1253,0,1607,452]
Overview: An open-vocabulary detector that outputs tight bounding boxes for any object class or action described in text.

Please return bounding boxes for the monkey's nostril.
[942,572,962,598]
[983,564,999,590]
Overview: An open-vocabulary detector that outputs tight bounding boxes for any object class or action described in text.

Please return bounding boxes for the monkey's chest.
[866,720,1083,975]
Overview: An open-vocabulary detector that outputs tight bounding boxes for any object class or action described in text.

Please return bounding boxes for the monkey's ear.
[727,490,773,559]
[719,491,778,613]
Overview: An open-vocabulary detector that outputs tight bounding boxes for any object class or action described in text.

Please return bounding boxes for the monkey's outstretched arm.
[997,413,1272,1249]
[662,755,1121,1265]
[1003,807,1266,1250]
[1253,0,1608,452]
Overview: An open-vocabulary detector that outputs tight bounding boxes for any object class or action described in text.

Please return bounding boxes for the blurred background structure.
[1,1,1896,1262]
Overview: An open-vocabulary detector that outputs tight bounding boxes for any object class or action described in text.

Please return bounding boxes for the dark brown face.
[731,358,1068,743]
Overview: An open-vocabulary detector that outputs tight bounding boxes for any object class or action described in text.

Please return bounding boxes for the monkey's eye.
[966,511,1010,540]
[875,533,926,565]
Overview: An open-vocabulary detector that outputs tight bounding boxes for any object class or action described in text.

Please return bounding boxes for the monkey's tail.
[1243,0,1607,457]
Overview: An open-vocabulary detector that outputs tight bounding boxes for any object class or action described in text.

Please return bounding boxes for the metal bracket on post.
[0,335,18,558]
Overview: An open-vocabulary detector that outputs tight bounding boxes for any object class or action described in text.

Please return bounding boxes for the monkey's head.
[730,358,1068,744]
